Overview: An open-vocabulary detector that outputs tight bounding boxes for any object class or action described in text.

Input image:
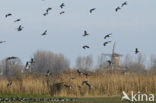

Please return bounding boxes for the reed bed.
[0,71,156,97]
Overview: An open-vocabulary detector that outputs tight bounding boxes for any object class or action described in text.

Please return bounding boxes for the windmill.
[103,42,122,69]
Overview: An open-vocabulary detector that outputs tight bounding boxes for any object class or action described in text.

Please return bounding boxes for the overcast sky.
[0,0,156,67]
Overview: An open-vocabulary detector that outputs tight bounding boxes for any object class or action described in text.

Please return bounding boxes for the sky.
[0,0,156,67]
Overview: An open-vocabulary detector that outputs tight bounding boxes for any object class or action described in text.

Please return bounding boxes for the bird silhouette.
[0,41,6,44]
[46,8,52,13]
[17,25,24,31]
[64,84,72,89]
[60,11,65,15]
[83,30,89,36]
[104,33,112,39]
[77,70,83,76]
[30,58,35,64]
[83,72,88,78]
[6,56,17,61]
[41,30,47,36]
[82,81,88,85]
[14,19,21,22]
[60,3,65,9]
[90,8,96,13]
[82,81,92,89]
[5,13,12,18]
[103,41,111,46]
[135,48,139,54]
[121,1,128,7]
[115,7,121,12]
[7,81,12,88]
[25,62,30,69]
[107,60,112,66]
[46,70,51,77]
[83,45,90,49]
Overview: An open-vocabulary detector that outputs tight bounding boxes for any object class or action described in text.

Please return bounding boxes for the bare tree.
[0,58,23,76]
[85,55,93,70]
[97,53,107,69]
[123,54,133,68]
[126,53,146,73]
[32,50,70,74]
[75,55,93,70]
[150,55,156,74]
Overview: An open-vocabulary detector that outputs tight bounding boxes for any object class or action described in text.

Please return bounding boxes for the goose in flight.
[135,48,139,54]
[104,33,112,39]
[5,13,12,18]
[25,62,30,69]
[60,11,65,15]
[90,8,96,13]
[83,45,90,49]
[14,19,21,22]
[107,60,112,66]
[46,70,51,77]
[6,56,18,61]
[121,1,128,7]
[103,41,111,46]
[83,30,89,36]
[46,8,52,13]
[0,41,6,44]
[7,81,12,88]
[83,72,88,78]
[77,70,83,76]
[17,25,24,31]
[115,7,121,12]
[41,30,47,36]
[82,81,92,89]
[60,3,65,9]
[30,58,35,64]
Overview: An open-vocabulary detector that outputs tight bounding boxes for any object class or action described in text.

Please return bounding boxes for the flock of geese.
[1,0,141,90]
[0,1,140,54]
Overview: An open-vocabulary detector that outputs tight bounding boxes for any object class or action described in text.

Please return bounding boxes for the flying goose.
[17,25,24,31]
[115,7,121,12]
[90,8,96,13]
[5,13,12,18]
[121,1,128,7]
[46,8,52,13]
[0,41,6,44]
[25,62,30,69]
[135,48,139,54]
[60,11,65,15]
[6,56,17,61]
[60,3,65,9]
[103,41,111,46]
[14,19,21,22]
[41,30,47,36]
[104,33,112,39]
[83,45,90,49]
[83,30,89,36]
[107,60,112,66]
[7,81,12,88]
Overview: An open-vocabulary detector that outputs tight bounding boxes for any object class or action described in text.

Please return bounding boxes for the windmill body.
[103,42,122,69]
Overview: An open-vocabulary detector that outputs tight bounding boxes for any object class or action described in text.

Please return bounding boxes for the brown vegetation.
[0,71,156,97]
